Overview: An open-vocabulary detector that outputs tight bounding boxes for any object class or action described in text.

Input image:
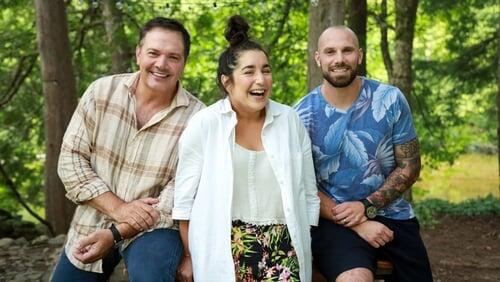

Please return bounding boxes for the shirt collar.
[219,97,282,120]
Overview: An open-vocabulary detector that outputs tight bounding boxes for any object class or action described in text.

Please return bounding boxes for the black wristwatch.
[109,224,123,246]
[360,198,378,219]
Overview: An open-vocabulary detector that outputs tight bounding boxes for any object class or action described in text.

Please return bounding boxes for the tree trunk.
[347,0,367,76]
[307,0,345,91]
[376,0,393,79]
[391,0,419,106]
[496,27,500,192]
[392,0,419,201]
[102,0,131,74]
[34,0,77,235]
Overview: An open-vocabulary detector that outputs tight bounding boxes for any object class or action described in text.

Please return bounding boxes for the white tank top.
[231,143,286,225]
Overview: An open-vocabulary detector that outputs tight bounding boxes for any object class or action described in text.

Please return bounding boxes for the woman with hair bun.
[173,15,319,281]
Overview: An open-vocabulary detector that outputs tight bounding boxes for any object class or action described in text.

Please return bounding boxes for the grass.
[413,153,499,203]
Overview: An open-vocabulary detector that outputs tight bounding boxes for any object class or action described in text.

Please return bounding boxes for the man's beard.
[322,64,358,88]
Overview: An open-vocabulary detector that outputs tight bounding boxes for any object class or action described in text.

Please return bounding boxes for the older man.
[51,17,204,281]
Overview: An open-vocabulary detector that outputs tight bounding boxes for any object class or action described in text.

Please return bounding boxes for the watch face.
[366,206,378,219]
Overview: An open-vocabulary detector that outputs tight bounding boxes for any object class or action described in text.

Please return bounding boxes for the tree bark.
[392,0,419,105]
[307,0,345,91]
[34,0,77,235]
[265,0,293,55]
[347,0,367,76]
[391,0,419,201]
[375,0,393,79]
[496,26,500,191]
[102,0,131,74]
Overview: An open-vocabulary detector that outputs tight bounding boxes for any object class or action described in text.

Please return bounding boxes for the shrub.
[414,194,500,228]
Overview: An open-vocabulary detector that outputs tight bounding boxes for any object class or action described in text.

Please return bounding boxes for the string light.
[76,1,262,12]
[115,0,124,10]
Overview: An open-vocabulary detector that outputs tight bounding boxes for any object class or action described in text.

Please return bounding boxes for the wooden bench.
[312,259,393,281]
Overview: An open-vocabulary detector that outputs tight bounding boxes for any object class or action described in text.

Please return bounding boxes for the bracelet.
[109,224,123,245]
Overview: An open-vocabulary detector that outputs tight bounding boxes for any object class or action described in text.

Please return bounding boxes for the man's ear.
[358,48,364,66]
[315,51,321,67]
[135,45,141,65]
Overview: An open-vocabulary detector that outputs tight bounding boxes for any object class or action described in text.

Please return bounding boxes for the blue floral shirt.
[294,77,417,219]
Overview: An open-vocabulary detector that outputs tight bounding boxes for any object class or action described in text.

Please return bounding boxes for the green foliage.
[164,0,309,105]
[0,1,44,213]
[0,0,311,215]
[410,0,498,165]
[414,195,500,228]
[365,0,498,166]
[0,0,497,217]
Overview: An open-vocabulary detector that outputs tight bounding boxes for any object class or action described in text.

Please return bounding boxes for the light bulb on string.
[116,0,124,10]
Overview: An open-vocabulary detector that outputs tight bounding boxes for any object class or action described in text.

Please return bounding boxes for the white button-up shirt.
[172,98,320,281]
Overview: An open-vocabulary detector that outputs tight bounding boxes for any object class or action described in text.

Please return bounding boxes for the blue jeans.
[52,228,183,282]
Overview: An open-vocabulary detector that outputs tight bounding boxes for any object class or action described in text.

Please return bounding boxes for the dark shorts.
[312,216,433,281]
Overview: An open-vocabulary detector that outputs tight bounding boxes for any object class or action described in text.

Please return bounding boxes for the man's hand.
[111,198,160,232]
[351,220,394,248]
[177,255,194,282]
[332,201,366,227]
[318,190,337,220]
[73,229,114,263]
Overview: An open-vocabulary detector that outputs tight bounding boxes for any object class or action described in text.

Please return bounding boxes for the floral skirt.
[231,220,300,281]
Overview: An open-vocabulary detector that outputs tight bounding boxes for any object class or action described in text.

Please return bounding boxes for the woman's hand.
[177,255,194,282]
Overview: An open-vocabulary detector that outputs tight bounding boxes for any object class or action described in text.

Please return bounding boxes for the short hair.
[216,15,267,96]
[138,17,191,60]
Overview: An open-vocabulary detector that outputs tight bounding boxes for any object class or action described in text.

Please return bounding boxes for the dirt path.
[421,215,500,281]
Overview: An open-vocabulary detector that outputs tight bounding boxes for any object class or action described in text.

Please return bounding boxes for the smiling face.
[222,50,272,116]
[135,27,186,96]
[315,27,363,88]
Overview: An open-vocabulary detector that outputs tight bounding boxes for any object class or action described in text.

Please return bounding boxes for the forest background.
[0,0,498,236]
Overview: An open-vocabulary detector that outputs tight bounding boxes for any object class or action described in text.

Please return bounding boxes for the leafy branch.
[0,160,54,236]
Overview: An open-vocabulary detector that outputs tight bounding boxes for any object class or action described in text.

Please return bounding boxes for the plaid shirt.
[58,72,205,272]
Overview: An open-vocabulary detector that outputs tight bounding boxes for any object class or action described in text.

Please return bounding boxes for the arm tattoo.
[368,139,421,208]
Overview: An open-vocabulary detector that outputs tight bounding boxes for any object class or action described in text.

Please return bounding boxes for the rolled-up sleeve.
[172,114,204,220]
[58,83,110,204]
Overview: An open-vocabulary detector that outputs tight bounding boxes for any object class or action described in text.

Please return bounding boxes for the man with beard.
[294,26,433,281]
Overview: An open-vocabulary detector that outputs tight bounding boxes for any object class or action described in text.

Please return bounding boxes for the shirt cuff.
[172,208,191,220]
[308,209,320,226]
[65,179,110,204]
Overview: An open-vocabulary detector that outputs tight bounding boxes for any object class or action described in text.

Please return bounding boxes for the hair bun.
[224,15,250,47]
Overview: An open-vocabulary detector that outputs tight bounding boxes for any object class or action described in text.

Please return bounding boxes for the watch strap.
[360,198,372,208]
[109,224,123,245]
